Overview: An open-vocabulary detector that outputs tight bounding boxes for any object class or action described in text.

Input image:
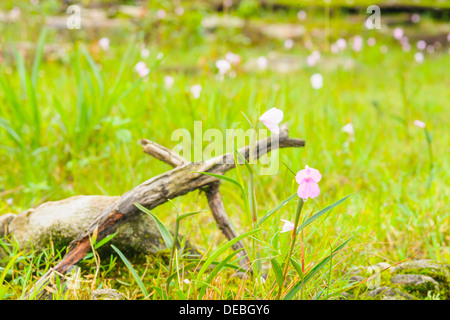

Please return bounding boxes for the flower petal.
[297,180,320,200]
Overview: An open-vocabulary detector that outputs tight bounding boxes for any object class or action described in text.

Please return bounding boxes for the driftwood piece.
[141,138,251,269]
[28,124,304,298]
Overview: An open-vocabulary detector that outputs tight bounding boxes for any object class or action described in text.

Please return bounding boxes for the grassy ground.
[0,1,449,300]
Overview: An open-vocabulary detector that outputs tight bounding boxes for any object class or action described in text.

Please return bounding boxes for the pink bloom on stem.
[296,165,321,200]
[414,120,426,128]
[280,219,295,233]
[134,61,150,77]
[259,107,284,134]
[411,14,420,23]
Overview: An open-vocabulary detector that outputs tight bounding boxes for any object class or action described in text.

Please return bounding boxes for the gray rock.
[391,259,448,275]
[91,288,125,300]
[365,286,416,300]
[391,274,439,295]
[0,213,16,237]
[6,195,165,255]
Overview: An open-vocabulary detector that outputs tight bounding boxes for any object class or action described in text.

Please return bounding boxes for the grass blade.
[111,244,149,298]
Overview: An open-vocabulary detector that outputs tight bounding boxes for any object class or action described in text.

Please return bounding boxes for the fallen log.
[27,123,304,299]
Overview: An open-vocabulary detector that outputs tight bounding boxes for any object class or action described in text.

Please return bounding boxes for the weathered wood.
[139,138,252,269]
[28,124,304,298]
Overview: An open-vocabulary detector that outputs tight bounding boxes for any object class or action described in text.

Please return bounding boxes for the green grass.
[0,1,449,300]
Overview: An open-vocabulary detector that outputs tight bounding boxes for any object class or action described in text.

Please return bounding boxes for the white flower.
[310,73,323,90]
[216,59,231,75]
[141,47,150,58]
[341,123,355,136]
[98,37,110,50]
[164,75,174,89]
[191,84,202,99]
[257,56,268,70]
[414,52,424,64]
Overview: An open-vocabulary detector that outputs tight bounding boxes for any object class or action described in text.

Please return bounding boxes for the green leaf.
[296,194,352,234]
[176,210,204,223]
[199,249,244,299]
[111,244,148,298]
[284,237,354,300]
[258,193,297,226]
[271,258,284,288]
[31,28,48,89]
[289,258,304,279]
[83,232,118,260]
[135,203,174,249]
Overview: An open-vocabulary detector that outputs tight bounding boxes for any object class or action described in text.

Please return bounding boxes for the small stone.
[91,288,125,300]
[366,286,415,300]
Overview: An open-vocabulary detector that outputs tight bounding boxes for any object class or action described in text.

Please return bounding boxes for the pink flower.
[296,165,321,200]
[393,28,404,40]
[414,120,426,128]
[411,14,420,23]
[417,40,426,51]
[280,219,295,233]
[367,37,376,47]
[284,39,294,50]
[225,52,241,65]
[134,61,150,77]
[297,10,306,21]
[353,36,363,52]
[259,107,284,134]
[336,38,347,50]
[98,37,110,50]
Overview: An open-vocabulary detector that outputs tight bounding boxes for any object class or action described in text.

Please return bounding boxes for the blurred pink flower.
[336,38,347,50]
[297,10,306,20]
[307,51,320,66]
[98,37,110,50]
[156,9,166,19]
[393,28,404,40]
[134,61,150,77]
[296,165,321,200]
[259,107,284,134]
[175,6,184,16]
[417,40,427,51]
[280,219,295,233]
[284,39,294,49]
[225,52,241,65]
[367,37,376,47]
[414,120,426,128]
[411,14,420,23]
[353,36,363,52]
